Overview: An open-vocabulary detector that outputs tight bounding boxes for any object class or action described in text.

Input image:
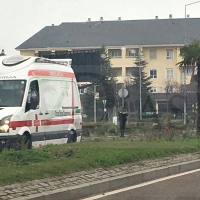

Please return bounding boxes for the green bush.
[161,112,173,120]
[83,122,115,136]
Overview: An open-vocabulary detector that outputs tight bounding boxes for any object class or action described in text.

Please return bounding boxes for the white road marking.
[82,168,200,200]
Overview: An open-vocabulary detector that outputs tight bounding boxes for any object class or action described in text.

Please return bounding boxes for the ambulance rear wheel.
[68,130,77,143]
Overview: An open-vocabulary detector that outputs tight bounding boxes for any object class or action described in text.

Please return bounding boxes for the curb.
[13,159,200,200]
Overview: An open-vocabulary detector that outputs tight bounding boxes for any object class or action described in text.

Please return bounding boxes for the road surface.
[83,169,200,200]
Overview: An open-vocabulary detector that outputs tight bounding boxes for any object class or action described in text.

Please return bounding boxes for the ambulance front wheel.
[19,132,32,149]
[68,130,77,143]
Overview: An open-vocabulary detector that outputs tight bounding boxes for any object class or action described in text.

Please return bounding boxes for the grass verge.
[0,138,200,186]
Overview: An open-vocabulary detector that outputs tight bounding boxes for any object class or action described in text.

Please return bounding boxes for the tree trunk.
[196,58,200,136]
[108,108,113,123]
[166,93,169,113]
[132,101,137,118]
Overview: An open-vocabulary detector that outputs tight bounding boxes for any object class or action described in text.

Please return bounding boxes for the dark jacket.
[118,107,128,129]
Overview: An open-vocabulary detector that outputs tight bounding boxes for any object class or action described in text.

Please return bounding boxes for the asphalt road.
[84,169,200,200]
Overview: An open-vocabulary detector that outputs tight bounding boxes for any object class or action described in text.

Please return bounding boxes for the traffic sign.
[118,88,128,98]
[102,100,107,105]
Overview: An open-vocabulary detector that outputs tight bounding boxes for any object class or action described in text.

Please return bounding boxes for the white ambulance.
[0,55,82,149]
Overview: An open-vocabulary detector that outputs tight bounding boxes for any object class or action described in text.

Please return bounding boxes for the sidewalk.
[0,152,199,200]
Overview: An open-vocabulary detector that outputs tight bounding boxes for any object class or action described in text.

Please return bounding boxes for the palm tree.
[177,39,200,135]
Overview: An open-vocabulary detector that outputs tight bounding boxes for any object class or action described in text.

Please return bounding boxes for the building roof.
[16,18,200,50]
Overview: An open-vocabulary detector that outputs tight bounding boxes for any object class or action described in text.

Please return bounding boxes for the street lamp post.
[92,21,103,123]
[102,100,107,121]
[184,1,200,45]
[94,84,97,122]
[139,45,142,120]
[184,1,200,125]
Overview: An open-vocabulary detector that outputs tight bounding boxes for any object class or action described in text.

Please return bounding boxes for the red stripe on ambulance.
[9,118,74,130]
[41,118,74,126]
[28,70,75,78]
[10,120,32,130]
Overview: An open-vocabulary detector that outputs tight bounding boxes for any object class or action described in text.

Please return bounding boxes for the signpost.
[118,87,128,107]
[102,100,107,113]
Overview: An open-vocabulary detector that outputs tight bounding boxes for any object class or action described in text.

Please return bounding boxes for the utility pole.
[92,21,103,123]
[183,3,187,125]
[139,45,142,120]
[94,84,96,123]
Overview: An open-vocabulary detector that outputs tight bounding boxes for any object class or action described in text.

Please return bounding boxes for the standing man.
[118,106,128,137]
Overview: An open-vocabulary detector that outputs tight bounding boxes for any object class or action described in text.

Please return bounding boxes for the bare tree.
[163,79,181,113]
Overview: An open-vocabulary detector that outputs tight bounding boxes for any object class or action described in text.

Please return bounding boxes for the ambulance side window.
[25,80,39,112]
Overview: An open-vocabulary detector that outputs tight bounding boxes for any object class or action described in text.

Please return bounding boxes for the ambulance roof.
[0,56,73,77]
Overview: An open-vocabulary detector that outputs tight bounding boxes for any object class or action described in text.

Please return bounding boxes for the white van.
[0,55,82,149]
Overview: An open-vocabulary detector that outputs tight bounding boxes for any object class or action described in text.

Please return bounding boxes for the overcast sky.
[1,0,200,55]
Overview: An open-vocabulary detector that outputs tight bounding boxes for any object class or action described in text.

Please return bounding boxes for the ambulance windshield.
[0,80,26,107]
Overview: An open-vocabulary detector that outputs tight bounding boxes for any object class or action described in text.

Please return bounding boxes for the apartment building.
[107,46,184,93]
[16,17,200,93]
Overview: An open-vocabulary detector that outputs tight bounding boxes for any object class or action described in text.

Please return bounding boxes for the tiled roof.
[16,18,200,50]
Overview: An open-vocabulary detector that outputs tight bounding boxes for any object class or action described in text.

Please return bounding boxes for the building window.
[108,49,122,58]
[150,87,157,93]
[78,84,88,95]
[126,67,133,76]
[79,88,88,95]
[150,69,157,78]
[166,68,174,78]
[166,49,173,59]
[165,85,173,93]
[177,48,181,57]
[183,66,194,75]
[126,48,139,57]
[111,67,122,76]
[149,49,157,60]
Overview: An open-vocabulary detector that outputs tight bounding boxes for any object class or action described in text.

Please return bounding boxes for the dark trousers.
[119,121,126,137]
[120,128,125,137]
[119,114,127,137]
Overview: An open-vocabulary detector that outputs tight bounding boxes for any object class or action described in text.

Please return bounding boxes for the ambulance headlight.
[0,115,12,133]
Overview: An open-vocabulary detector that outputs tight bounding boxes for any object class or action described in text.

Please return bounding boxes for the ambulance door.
[39,79,66,142]
[24,79,46,141]
[61,80,82,142]
[71,81,82,131]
